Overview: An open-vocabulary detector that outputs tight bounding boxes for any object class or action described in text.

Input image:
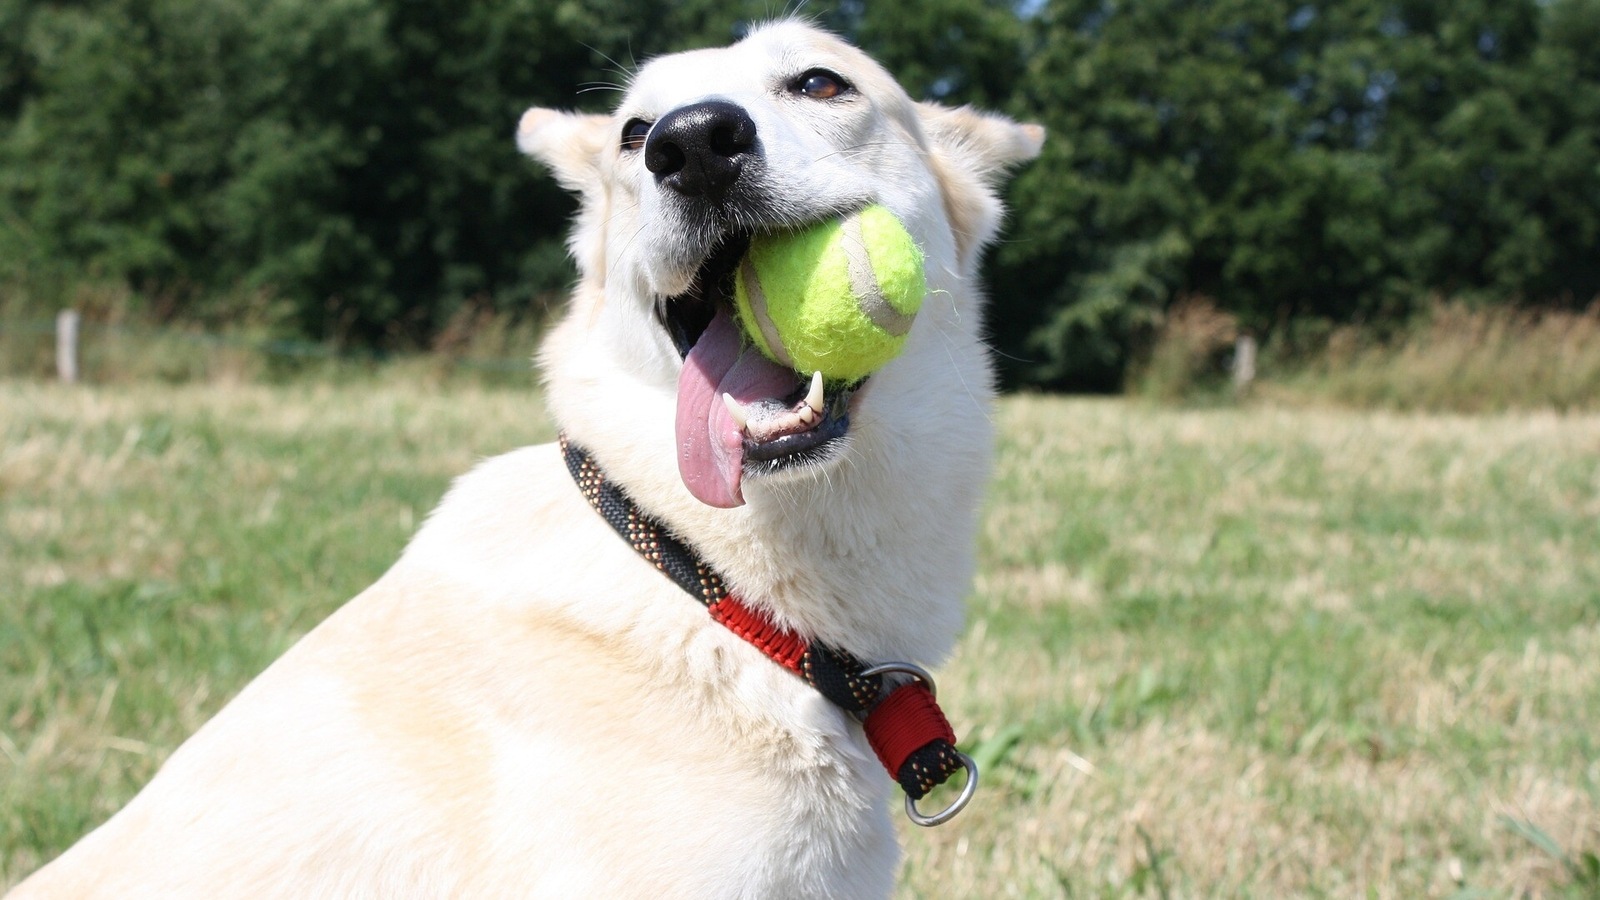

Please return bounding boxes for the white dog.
[13,21,1039,898]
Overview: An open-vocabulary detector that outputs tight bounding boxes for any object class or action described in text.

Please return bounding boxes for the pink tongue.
[676,308,797,507]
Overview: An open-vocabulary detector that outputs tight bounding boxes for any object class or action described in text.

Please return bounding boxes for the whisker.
[934,325,993,427]
[581,42,638,81]
[811,140,923,164]
[602,199,642,230]
[606,220,650,289]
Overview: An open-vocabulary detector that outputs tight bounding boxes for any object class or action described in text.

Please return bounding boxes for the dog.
[12,20,1040,898]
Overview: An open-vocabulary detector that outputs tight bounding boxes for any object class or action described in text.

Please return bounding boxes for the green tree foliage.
[995,0,1600,388]
[831,0,1029,107]
[0,0,755,341]
[0,0,1029,343]
[1,0,1597,387]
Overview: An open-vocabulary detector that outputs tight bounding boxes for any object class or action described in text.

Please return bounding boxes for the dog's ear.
[915,103,1044,184]
[915,103,1044,268]
[518,108,613,279]
[517,108,611,194]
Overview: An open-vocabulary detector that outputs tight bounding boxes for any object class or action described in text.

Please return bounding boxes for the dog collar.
[560,435,976,826]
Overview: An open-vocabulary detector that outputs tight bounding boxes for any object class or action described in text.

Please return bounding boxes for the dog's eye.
[792,69,850,100]
[620,118,652,151]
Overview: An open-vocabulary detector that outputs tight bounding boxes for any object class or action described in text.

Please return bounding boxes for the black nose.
[644,100,757,202]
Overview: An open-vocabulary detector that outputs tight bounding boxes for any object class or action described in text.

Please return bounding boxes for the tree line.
[2,0,1597,389]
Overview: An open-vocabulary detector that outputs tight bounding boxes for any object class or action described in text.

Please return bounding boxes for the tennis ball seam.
[841,214,915,338]
[733,204,925,382]
[737,257,794,369]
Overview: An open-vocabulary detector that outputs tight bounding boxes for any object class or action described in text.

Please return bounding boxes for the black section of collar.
[562,435,726,606]
[560,435,880,715]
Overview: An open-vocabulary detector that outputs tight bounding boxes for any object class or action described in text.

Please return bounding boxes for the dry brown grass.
[1130,296,1241,403]
[1270,301,1600,413]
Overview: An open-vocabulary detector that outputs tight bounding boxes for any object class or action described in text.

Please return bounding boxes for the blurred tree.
[994,0,1600,389]
[0,0,1033,344]
[831,0,1028,107]
[1,0,1596,388]
[0,0,34,122]
[0,0,759,342]
[1379,0,1600,305]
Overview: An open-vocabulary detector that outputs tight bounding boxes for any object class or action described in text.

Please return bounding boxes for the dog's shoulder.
[393,441,633,597]
[407,441,576,558]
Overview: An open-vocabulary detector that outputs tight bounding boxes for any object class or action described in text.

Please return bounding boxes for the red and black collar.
[561,435,976,825]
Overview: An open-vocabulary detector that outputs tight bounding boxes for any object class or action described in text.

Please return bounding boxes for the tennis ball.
[733,204,925,383]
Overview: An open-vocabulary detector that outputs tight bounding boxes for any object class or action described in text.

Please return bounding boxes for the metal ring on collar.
[905,751,979,827]
[858,661,937,698]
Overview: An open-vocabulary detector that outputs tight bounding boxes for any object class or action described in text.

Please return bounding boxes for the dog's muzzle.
[647,100,858,509]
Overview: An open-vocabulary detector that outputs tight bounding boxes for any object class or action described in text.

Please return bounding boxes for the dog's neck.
[547,269,998,662]
[561,434,973,809]
[569,425,984,665]
[540,291,993,666]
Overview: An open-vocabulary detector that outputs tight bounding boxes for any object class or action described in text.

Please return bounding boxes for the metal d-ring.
[858,661,937,698]
[857,662,976,826]
[905,751,979,827]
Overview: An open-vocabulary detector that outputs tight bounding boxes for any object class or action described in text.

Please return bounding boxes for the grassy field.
[3,379,1597,897]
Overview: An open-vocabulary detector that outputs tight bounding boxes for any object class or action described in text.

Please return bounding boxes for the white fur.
[12,21,1039,899]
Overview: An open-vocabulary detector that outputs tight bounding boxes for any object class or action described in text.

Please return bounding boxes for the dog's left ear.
[916,103,1044,185]
[517,108,611,195]
[915,103,1044,268]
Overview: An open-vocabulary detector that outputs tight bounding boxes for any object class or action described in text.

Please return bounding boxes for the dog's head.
[520,21,1040,519]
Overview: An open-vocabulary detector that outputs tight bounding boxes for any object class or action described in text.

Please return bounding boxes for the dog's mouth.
[661,232,857,508]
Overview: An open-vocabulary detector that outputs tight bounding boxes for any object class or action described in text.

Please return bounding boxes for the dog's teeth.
[805,371,825,415]
[797,405,818,426]
[722,393,750,430]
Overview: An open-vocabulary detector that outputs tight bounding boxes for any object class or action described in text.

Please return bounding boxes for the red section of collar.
[862,682,957,776]
[707,594,958,794]
[708,595,808,675]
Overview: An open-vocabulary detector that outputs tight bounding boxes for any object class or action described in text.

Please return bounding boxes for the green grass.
[3,381,1598,897]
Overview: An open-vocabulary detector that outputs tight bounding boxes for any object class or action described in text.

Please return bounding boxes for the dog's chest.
[415,622,900,897]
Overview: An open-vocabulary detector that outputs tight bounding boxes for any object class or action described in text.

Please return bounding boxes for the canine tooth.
[722,393,750,430]
[805,371,825,414]
[797,405,818,426]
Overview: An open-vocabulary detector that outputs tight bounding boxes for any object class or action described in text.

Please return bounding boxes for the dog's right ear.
[517,108,611,194]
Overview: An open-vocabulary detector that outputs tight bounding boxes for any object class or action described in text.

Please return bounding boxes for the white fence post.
[56,309,80,383]
[1232,334,1256,392]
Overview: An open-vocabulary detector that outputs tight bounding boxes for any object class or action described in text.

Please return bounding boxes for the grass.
[1281,302,1600,413]
[3,378,1598,897]
[1,278,549,384]
[1131,299,1600,414]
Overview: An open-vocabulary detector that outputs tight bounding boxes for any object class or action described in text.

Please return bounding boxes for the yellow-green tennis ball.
[734,204,925,383]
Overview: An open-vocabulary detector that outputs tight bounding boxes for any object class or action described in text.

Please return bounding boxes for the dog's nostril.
[646,141,687,178]
[709,122,753,158]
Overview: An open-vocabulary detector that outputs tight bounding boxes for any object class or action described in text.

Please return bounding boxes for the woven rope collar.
[560,435,976,825]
